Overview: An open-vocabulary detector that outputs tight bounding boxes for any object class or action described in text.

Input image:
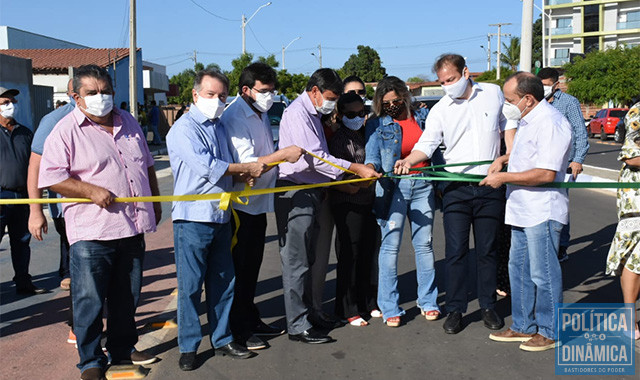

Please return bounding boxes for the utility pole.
[489,23,511,80]
[486,34,492,71]
[311,44,322,68]
[282,37,301,71]
[520,0,534,72]
[192,50,198,70]
[241,2,272,55]
[129,0,138,119]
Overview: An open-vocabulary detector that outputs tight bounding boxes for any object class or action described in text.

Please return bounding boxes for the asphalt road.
[583,137,624,172]
[1,154,638,380]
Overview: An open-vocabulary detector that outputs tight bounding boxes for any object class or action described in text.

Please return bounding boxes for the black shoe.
[288,328,333,344]
[443,312,463,334]
[179,352,196,371]
[244,334,267,350]
[214,342,255,359]
[80,367,106,380]
[308,311,344,329]
[16,282,46,296]
[253,320,285,337]
[481,308,504,330]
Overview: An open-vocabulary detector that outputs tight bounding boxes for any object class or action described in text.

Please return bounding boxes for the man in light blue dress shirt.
[166,69,267,371]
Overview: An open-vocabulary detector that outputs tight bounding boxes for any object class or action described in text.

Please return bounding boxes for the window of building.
[584,36,599,53]
[555,49,570,59]
[553,17,573,35]
[584,5,600,33]
[618,10,640,30]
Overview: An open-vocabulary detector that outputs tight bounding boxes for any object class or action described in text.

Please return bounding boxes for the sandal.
[347,316,368,326]
[370,309,382,318]
[385,316,401,327]
[421,309,440,321]
[496,289,508,297]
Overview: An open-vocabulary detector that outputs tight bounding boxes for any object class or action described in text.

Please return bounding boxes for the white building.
[543,0,640,67]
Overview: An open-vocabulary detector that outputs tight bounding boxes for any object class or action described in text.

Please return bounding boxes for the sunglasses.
[343,110,366,119]
[347,89,366,96]
[382,98,403,107]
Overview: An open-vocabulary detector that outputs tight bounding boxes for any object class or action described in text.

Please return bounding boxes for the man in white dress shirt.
[394,54,517,334]
[481,71,571,352]
[222,62,304,349]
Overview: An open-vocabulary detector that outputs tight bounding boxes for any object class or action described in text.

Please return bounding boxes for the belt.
[0,186,27,193]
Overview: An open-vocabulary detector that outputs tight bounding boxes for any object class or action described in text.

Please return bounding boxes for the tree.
[501,37,520,72]
[563,45,640,106]
[225,53,279,95]
[168,62,224,104]
[277,69,309,100]
[532,16,542,69]
[339,45,386,82]
[407,75,430,83]
[473,67,515,87]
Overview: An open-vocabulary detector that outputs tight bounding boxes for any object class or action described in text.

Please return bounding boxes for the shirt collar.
[238,96,262,119]
[520,99,548,127]
[303,92,319,116]
[70,106,122,128]
[189,102,216,126]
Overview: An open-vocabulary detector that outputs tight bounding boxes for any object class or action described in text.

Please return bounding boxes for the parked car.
[225,94,290,146]
[587,108,628,141]
[614,118,626,143]
[411,95,443,110]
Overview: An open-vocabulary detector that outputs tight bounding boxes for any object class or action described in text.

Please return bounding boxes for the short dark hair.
[537,67,559,83]
[506,71,544,101]
[73,65,113,94]
[337,91,364,114]
[238,62,278,94]
[372,76,412,117]
[433,53,466,75]
[150,100,156,106]
[306,68,343,95]
[194,69,229,92]
[343,75,365,89]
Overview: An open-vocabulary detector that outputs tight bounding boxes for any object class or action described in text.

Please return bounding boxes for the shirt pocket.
[480,109,501,131]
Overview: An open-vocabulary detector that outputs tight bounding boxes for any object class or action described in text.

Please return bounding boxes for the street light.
[311,44,322,68]
[282,37,301,70]
[241,2,272,54]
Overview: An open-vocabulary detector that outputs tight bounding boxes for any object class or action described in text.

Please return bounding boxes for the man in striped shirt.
[538,68,589,262]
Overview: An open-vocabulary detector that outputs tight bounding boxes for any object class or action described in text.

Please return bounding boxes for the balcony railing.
[546,0,573,5]
[550,57,570,66]
[552,27,573,35]
[617,20,640,30]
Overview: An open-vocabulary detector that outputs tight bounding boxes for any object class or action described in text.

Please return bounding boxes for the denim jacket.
[365,108,430,223]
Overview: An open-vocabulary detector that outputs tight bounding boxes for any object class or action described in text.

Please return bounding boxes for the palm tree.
[501,37,521,72]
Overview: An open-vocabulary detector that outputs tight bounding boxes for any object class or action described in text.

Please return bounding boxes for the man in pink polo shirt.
[38,65,161,380]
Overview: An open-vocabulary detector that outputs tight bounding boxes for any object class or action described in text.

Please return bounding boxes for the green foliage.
[339,45,386,82]
[407,75,430,83]
[500,37,520,72]
[563,45,640,106]
[257,54,279,68]
[365,85,375,100]
[532,16,542,69]
[474,67,515,88]
[277,69,309,100]
[225,53,255,95]
[168,62,223,104]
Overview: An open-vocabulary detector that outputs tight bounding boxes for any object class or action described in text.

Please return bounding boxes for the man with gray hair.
[166,69,267,371]
[481,71,571,352]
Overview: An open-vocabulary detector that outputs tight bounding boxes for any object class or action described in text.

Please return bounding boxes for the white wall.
[0,26,88,49]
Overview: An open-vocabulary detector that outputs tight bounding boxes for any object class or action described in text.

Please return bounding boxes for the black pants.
[0,189,32,287]
[230,210,267,338]
[53,217,71,279]
[442,183,504,313]
[331,202,379,319]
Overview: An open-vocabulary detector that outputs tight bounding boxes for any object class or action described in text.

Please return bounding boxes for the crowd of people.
[1,51,639,380]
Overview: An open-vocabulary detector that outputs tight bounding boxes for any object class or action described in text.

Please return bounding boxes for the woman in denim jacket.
[364,76,440,327]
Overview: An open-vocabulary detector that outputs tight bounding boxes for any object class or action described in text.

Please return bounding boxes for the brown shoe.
[489,328,534,342]
[519,333,556,351]
[80,367,106,380]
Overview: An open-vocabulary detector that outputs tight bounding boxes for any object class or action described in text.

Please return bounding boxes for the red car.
[588,108,628,141]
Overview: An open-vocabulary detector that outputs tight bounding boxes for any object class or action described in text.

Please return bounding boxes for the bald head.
[504,71,544,102]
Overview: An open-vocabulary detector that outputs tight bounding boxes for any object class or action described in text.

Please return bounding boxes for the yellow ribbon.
[304,151,357,175]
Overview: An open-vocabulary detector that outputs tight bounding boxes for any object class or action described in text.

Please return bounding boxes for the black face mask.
[383,102,404,119]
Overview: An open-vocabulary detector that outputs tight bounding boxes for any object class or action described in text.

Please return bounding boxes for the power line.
[165,58,193,67]
[187,0,239,22]
[247,24,276,56]
[148,52,192,61]
[322,35,486,51]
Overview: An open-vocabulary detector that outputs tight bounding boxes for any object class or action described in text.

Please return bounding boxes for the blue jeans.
[70,235,145,372]
[509,220,564,340]
[0,189,32,287]
[173,220,234,353]
[377,179,439,318]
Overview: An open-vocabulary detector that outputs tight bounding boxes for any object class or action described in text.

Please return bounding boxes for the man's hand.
[153,202,162,226]
[568,162,583,179]
[281,146,305,163]
[479,172,505,189]
[246,162,268,178]
[28,210,48,241]
[89,186,114,208]
[393,159,412,175]
[349,163,382,179]
[488,155,509,174]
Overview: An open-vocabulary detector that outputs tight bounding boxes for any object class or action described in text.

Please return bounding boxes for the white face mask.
[252,90,274,113]
[315,92,336,115]
[543,83,557,99]
[502,97,526,121]
[196,93,225,120]
[0,102,16,120]
[341,115,364,131]
[441,72,469,99]
[80,94,113,117]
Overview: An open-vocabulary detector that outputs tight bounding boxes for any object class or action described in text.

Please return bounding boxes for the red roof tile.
[0,48,135,74]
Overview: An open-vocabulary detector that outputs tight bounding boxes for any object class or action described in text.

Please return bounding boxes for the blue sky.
[0,0,541,79]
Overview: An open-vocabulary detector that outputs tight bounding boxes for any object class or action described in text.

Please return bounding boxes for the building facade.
[544,0,640,67]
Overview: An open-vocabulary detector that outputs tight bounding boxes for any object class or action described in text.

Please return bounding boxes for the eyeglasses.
[252,88,276,95]
[347,89,366,96]
[382,98,403,107]
[343,110,366,119]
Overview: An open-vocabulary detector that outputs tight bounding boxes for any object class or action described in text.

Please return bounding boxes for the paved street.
[584,137,624,173]
[1,154,639,380]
